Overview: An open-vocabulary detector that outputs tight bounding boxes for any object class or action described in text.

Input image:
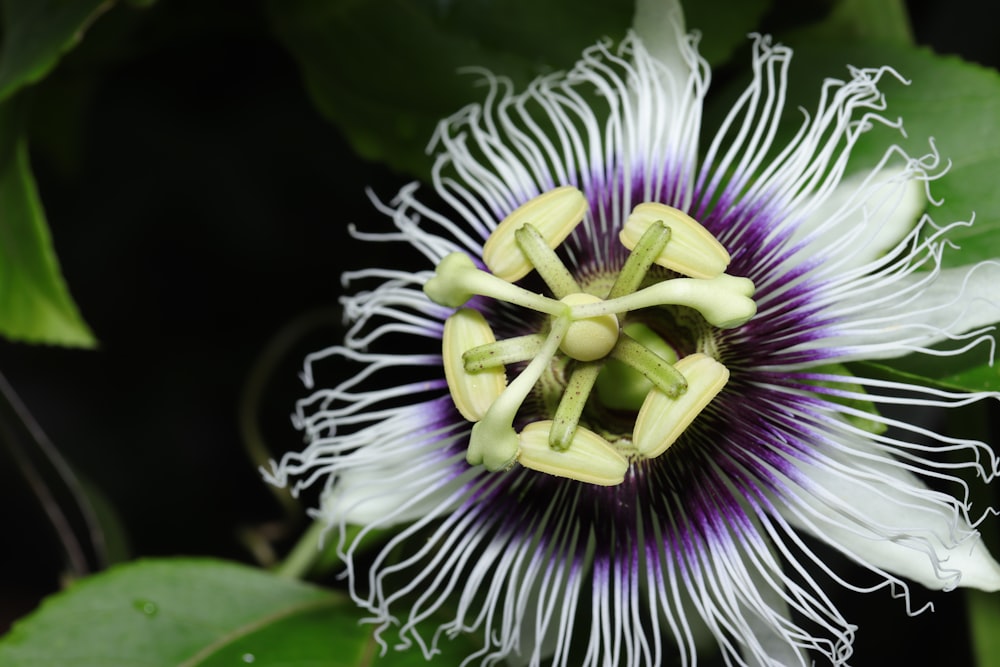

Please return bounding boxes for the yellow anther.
[518,420,628,486]
[442,309,507,421]
[559,292,620,362]
[620,203,730,279]
[633,353,729,458]
[483,186,589,282]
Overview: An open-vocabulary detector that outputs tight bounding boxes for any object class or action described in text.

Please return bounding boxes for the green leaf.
[936,361,1000,394]
[0,557,487,666]
[269,0,780,177]
[787,0,913,46]
[683,0,773,66]
[0,0,112,101]
[0,558,365,666]
[780,41,1000,269]
[770,40,1000,388]
[969,590,1000,667]
[851,47,1000,269]
[268,0,633,177]
[854,337,1000,394]
[0,98,94,347]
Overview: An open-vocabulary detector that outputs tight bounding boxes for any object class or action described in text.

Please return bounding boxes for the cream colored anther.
[518,420,628,485]
[483,186,589,282]
[620,203,730,279]
[442,309,507,421]
[633,353,729,458]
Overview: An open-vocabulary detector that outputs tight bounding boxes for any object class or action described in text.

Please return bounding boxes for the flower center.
[558,293,619,362]
[423,186,757,485]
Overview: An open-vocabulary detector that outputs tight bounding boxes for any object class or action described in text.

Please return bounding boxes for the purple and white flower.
[264,2,1000,664]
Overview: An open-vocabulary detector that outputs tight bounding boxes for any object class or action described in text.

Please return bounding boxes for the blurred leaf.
[969,590,1000,667]
[779,42,1000,269]
[683,0,773,66]
[855,347,999,394]
[789,0,912,46]
[0,0,112,101]
[0,557,486,666]
[0,559,364,666]
[268,0,634,177]
[767,40,1000,387]
[270,0,781,178]
[0,97,94,347]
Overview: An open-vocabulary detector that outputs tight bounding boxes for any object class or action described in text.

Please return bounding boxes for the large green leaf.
[786,0,913,46]
[0,558,485,666]
[766,40,1000,390]
[0,98,94,347]
[0,559,362,666]
[268,0,634,177]
[851,47,1000,269]
[270,0,778,178]
[0,0,112,101]
[779,41,1000,269]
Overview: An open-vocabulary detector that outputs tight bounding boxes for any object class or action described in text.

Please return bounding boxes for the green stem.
[607,219,670,299]
[549,362,603,450]
[515,223,580,298]
[610,335,687,397]
[469,315,572,470]
[239,308,342,522]
[463,333,546,371]
[274,519,328,579]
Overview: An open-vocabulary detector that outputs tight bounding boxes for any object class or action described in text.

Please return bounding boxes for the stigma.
[424,186,755,485]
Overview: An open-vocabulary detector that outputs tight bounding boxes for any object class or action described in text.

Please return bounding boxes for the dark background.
[1,0,998,664]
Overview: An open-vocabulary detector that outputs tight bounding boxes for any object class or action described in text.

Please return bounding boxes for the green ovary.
[595,322,678,412]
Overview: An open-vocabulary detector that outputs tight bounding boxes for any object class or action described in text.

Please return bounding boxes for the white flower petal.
[890,261,1000,342]
[794,168,925,272]
[321,464,438,528]
[777,433,1000,592]
[825,259,1000,361]
[632,0,688,86]
[699,515,818,667]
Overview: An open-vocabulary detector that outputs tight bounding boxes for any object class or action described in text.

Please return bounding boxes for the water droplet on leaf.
[132,599,158,616]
